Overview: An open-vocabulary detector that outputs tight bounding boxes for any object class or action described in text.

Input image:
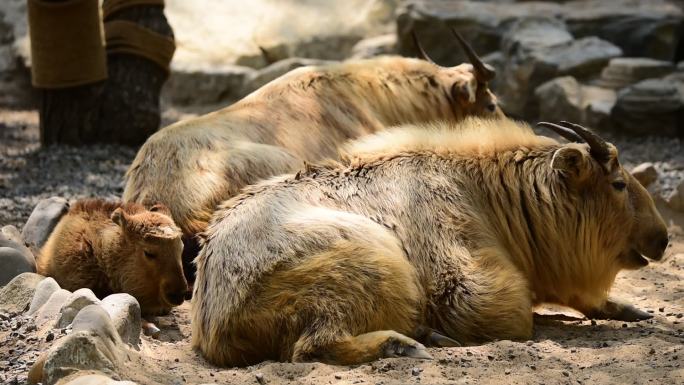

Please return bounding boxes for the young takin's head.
[110,203,188,315]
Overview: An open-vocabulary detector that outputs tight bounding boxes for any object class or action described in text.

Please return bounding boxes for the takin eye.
[611,181,627,191]
[143,251,157,260]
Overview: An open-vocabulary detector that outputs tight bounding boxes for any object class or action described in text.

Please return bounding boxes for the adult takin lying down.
[122,31,502,278]
[191,118,669,367]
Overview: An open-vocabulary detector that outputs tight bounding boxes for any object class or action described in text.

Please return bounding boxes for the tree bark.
[38,1,173,146]
[100,5,174,145]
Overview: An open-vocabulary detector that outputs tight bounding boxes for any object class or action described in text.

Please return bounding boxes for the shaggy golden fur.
[191,118,668,366]
[123,57,502,242]
[38,199,188,315]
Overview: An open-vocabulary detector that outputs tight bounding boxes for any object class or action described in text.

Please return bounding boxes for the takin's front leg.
[429,249,535,343]
[580,299,653,322]
[293,329,432,364]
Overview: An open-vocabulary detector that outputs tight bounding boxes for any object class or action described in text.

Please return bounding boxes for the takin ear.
[111,208,128,228]
[551,145,591,180]
[450,75,477,105]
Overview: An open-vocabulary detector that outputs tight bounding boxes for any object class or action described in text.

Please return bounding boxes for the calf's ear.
[551,145,590,181]
[111,208,128,228]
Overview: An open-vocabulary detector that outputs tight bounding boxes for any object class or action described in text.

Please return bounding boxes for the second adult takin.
[122,31,502,279]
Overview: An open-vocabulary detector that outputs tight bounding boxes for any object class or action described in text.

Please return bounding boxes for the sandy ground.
[1,107,683,384]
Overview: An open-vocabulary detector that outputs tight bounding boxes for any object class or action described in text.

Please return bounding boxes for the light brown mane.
[340,117,558,162]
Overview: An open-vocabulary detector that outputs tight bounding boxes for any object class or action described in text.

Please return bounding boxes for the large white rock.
[535,76,616,130]
[500,18,621,118]
[599,57,675,90]
[611,77,684,136]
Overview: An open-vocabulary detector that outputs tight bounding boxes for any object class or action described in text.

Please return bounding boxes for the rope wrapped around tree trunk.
[104,20,175,75]
[28,0,107,88]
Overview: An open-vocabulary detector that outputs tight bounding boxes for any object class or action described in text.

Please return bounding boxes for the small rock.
[21,197,69,251]
[57,288,100,328]
[0,247,35,287]
[27,277,61,315]
[411,367,422,376]
[631,163,658,188]
[0,273,45,314]
[45,331,54,342]
[666,181,684,212]
[35,289,71,327]
[505,369,511,375]
[599,57,674,89]
[350,34,397,59]
[255,372,266,384]
[142,320,161,339]
[100,294,142,346]
[164,63,257,105]
[649,348,656,354]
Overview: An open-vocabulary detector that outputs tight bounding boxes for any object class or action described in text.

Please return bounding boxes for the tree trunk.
[37,0,173,146]
[37,0,105,146]
[99,4,174,145]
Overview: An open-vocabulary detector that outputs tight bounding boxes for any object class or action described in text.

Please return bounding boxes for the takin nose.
[648,233,670,261]
[165,289,189,306]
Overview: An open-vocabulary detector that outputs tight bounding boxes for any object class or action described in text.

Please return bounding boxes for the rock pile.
[0,273,143,385]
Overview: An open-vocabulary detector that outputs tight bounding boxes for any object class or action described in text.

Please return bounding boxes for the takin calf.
[192,118,669,366]
[38,200,188,316]
[122,31,502,278]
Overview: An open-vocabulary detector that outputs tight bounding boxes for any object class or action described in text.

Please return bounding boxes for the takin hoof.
[611,304,654,322]
[415,326,461,348]
[383,334,432,360]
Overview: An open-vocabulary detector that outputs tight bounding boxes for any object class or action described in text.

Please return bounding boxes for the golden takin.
[38,199,188,316]
[122,31,502,278]
[191,118,669,366]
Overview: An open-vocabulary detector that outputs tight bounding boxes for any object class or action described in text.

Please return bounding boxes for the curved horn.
[258,46,277,65]
[450,28,495,82]
[411,30,437,65]
[558,121,610,162]
[537,122,584,143]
